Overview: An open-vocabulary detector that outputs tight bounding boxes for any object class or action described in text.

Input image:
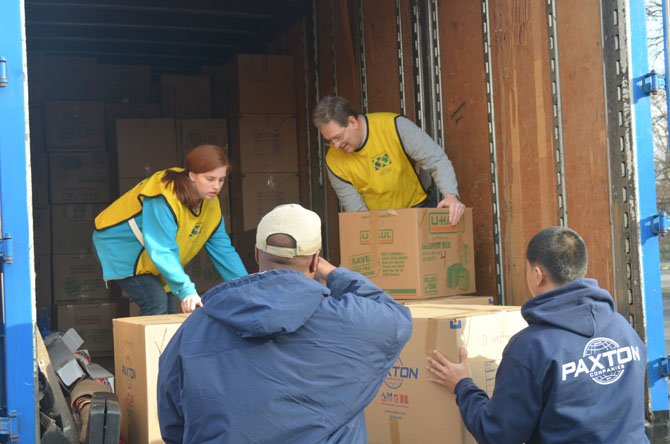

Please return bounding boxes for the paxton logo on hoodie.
[561,337,642,385]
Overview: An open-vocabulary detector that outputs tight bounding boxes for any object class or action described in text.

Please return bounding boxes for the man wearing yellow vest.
[312,96,465,225]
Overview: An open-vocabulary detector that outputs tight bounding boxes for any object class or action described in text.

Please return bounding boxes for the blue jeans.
[116,274,177,315]
[414,185,438,208]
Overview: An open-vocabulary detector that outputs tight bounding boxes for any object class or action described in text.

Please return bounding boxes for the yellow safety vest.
[94,168,221,276]
[325,113,427,210]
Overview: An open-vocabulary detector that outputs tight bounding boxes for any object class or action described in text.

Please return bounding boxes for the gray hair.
[312,96,359,128]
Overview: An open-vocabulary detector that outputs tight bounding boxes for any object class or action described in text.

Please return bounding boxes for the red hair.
[163,145,229,209]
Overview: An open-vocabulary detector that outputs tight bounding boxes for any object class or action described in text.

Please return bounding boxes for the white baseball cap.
[256,204,322,258]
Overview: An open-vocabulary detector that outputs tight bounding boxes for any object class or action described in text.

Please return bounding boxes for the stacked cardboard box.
[366,304,526,443]
[209,54,300,271]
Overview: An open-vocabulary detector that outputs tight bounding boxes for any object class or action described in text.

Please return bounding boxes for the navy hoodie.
[454,278,649,444]
[157,267,412,444]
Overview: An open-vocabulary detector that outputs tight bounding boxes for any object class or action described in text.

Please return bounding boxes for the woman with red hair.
[93,145,247,315]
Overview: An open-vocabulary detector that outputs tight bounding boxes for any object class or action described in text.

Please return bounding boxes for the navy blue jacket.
[157,267,412,444]
[454,278,648,444]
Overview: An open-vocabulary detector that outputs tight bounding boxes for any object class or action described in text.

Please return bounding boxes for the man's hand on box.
[181,294,203,313]
[426,347,472,393]
[437,194,465,225]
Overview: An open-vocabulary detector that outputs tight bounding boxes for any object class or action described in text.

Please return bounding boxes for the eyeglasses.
[324,125,349,146]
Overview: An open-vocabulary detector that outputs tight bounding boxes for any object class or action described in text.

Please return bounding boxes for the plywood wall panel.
[489,0,558,305]
[556,0,613,293]
[363,0,402,113]
[438,1,497,299]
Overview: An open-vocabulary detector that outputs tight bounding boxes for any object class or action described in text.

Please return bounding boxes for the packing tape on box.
[369,211,381,272]
[389,417,401,444]
[425,318,439,356]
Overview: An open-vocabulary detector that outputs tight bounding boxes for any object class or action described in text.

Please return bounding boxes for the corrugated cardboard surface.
[160,75,211,118]
[33,206,51,256]
[365,305,526,444]
[97,64,152,103]
[51,204,106,255]
[57,301,129,356]
[116,118,178,178]
[46,101,105,150]
[229,115,298,173]
[401,295,494,306]
[44,56,98,101]
[49,151,110,203]
[177,118,228,159]
[52,254,110,303]
[113,314,188,444]
[339,208,476,299]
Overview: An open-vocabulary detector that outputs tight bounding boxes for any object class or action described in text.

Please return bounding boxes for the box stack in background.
[207,54,301,273]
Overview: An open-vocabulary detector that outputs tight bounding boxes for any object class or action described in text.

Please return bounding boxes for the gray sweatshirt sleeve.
[326,167,369,212]
[396,116,459,197]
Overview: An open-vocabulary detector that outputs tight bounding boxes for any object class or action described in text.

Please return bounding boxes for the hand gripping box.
[339,208,476,300]
[365,305,526,444]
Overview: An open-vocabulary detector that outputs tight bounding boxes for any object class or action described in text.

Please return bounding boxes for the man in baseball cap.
[158,203,412,444]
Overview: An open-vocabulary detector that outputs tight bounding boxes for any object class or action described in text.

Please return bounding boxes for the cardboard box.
[230,172,300,232]
[365,305,526,444]
[401,295,495,306]
[46,101,105,150]
[51,204,106,254]
[52,254,111,303]
[213,54,296,116]
[57,301,129,357]
[44,55,98,101]
[116,118,178,178]
[104,103,162,150]
[339,208,476,300]
[29,105,46,153]
[49,151,110,203]
[97,64,152,103]
[161,75,211,118]
[35,254,52,311]
[184,251,223,294]
[113,314,189,444]
[31,151,49,209]
[33,207,51,256]
[231,229,257,274]
[229,115,298,173]
[177,118,228,159]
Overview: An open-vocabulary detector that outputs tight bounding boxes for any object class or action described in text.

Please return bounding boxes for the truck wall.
[274,0,615,307]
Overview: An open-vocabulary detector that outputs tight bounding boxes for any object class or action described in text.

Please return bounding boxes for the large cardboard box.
[176,118,228,159]
[52,254,110,303]
[229,115,298,173]
[31,151,49,208]
[401,295,495,306]
[339,208,475,300]
[230,172,300,232]
[214,54,296,116]
[35,254,52,311]
[44,55,98,101]
[97,64,152,103]
[58,301,129,357]
[104,103,162,150]
[161,75,211,118]
[46,101,105,150]
[366,305,526,444]
[51,204,106,254]
[49,151,110,203]
[114,314,189,444]
[116,118,178,178]
[33,206,51,256]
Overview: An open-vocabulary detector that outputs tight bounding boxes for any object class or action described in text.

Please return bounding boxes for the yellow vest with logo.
[94,168,221,276]
[325,113,427,210]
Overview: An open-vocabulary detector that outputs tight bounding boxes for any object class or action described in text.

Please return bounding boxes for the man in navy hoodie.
[427,226,649,443]
[157,203,412,444]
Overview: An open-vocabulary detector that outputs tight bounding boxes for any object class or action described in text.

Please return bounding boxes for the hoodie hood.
[201,269,329,338]
[521,278,615,337]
